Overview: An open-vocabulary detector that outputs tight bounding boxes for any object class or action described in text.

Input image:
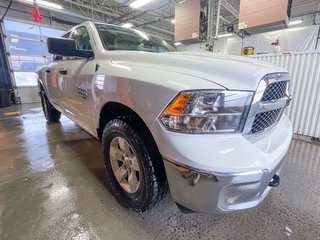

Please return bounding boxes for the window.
[3,20,66,86]
[95,24,176,53]
[41,27,66,41]
[7,39,44,56]
[11,55,48,71]
[13,72,38,86]
[5,20,40,40]
[71,26,92,51]
[61,32,71,39]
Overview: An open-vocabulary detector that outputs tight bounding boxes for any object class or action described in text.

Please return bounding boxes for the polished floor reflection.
[0,103,319,240]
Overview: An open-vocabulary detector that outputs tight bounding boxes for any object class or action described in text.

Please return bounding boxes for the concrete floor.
[0,103,319,240]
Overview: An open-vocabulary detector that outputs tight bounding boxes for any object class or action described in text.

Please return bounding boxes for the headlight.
[160,90,253,133]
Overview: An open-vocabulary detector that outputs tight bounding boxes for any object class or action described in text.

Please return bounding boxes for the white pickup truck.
[38,21,293,213]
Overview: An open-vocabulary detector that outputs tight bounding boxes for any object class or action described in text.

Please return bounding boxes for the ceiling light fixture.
[174,42,182,46]
[217,33,233,38]
[288,20,303,26]
[133,29,149,40]
[121,23,134,28]
[23,0,63,10]
[171,19,175,24]
[130,0,154,9]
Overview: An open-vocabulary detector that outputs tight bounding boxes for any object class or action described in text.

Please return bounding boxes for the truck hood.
[108,51,288,91]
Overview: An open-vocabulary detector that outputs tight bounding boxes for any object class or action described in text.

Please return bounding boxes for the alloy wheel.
[109,137,141,194]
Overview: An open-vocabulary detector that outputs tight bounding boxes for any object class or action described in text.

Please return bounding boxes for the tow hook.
[268,174,280,187]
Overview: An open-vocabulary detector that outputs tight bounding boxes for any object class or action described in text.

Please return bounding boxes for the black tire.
[102,118,167,212]
[40,89,61,123]
[176,202,194,214]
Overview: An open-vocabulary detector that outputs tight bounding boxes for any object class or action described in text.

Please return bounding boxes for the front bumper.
[151,115,292,213]
[164,157,283,213]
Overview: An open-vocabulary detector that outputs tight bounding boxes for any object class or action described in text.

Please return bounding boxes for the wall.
[226,25,319,55]
[178,24,320,54]
[251,51,320,138]
[177,38,227,53]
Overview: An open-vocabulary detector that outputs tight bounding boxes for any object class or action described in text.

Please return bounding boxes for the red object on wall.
[26,5,42,22]
[271,39,280,46]
[32,6,42,22]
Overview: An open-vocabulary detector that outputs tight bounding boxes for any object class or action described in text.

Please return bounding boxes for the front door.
[52,26,96,134]
[59,26,95,134]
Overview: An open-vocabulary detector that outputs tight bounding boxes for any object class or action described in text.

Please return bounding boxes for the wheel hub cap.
[109,137,141,194]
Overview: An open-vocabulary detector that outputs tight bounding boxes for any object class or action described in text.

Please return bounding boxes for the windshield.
[95,24,177,53]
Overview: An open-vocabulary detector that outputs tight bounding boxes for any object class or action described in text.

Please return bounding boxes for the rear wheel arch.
[38,80,48,98]
[39,83,61,123]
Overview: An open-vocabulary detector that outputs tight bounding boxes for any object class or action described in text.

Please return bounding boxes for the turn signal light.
[163,93,192,115]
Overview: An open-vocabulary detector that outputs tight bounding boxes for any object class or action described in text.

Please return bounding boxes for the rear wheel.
[40,89,61,123]
[102,118,167,212]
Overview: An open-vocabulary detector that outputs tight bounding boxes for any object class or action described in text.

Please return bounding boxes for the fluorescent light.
[288,20,303,26]
[174,42,182,46]
[171,19,175,24]
[24,0,62,10]
[130,0,153,9]
[218,33,233,38]
[121,23,134,28]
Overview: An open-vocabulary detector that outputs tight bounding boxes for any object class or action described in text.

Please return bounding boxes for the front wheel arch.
[98,102,162,167]
[98,102,154,145]
[98,102,168,208]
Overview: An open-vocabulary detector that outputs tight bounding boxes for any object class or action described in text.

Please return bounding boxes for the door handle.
[45,69,51,73]
[59,69,68,75]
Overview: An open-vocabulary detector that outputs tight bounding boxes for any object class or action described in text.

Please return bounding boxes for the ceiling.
[53,0,178,40]
[10,0,320,40]
[291,0,320,17]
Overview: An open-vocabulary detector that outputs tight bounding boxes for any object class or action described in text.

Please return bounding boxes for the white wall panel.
[16,86,40,103]
[251,51,320,138]
[227,25,319,55]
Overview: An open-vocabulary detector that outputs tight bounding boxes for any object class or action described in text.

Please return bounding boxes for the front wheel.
[102,119,167,212]
[40,89,61,123]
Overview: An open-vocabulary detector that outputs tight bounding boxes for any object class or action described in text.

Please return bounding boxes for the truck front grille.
[261,81,288,102]
[242,73,291,135]
[251,109,282,134]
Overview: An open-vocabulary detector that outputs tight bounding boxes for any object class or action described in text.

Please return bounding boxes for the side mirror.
[47,37,93,59]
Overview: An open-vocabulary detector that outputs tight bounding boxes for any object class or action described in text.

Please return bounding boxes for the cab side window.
[62,32,71,39]
[71,26,92,51]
